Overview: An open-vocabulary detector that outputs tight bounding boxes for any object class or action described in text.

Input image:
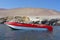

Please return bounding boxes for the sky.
[0,0,60,11]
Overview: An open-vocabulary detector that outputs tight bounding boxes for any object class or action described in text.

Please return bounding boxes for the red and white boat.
[5,22,53,31]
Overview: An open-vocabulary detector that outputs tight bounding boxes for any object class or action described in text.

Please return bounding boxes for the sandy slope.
[0,8,60,17]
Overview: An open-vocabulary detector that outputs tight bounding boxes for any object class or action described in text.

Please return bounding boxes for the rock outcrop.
[0,16,30,24]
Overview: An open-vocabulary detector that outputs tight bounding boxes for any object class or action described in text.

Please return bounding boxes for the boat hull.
[5,22,53,31]
[6,24,48,31]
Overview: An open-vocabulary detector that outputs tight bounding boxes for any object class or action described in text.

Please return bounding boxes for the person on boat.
[32,21,40,24]
[48,19,59,26]
[41,19,49,25]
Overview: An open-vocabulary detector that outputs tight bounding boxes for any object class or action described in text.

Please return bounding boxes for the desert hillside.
[0,8,60,17]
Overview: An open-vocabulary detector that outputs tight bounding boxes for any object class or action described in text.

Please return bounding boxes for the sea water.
[0,24,60,40]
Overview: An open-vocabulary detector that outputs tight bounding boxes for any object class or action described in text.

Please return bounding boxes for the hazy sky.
[0,0,60,11]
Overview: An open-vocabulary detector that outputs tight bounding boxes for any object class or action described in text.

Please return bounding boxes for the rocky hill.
[0,8,60,17]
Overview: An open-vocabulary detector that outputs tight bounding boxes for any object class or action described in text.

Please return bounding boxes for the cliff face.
[0,8,60,16]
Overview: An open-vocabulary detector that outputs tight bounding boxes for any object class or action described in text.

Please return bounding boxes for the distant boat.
[5,22,53,31]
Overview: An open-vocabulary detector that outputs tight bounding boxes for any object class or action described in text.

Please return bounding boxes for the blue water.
[0,24,60,40]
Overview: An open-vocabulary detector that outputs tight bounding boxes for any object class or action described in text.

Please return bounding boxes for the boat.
[5,22,53,31]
